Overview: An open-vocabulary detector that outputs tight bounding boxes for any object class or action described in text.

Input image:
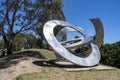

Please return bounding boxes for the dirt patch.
[0,57,42,80]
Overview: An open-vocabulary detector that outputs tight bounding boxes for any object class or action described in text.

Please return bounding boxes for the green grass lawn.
[0,49,120,80]
[16,67,120,80]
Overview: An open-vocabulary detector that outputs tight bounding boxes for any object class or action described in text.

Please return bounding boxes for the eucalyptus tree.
[0,0,64,54]
[34,0,65,47]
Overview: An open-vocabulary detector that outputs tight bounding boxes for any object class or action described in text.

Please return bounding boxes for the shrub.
[100,41,120,68]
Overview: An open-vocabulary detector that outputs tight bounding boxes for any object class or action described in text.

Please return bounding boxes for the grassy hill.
[0,49,56,69]
[0,49,120,80]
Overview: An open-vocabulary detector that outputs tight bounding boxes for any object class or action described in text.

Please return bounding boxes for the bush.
[100,41,120,68]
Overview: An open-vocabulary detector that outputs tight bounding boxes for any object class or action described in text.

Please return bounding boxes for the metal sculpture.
[43,18,104,66]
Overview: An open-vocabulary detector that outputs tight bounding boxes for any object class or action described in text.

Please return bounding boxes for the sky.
[62,0,120,44]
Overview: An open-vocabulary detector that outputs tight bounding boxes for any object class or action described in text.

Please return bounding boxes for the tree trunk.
[2,34,14,55]
[6,42,13,55]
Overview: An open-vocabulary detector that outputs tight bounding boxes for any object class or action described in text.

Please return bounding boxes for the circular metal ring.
[43,20,100,66]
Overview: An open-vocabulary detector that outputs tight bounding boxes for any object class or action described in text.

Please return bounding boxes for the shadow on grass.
[32,60,89,68]
[0,50,46,69]
[12,50,45,59]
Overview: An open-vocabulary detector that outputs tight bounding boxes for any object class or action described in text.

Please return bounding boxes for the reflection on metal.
[81,18,104,56]
[43,19,104,66]
[90,18,104,48]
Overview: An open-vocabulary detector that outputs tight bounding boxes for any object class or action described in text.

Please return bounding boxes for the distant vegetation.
[0,33,41,51]
[100,41,120,68]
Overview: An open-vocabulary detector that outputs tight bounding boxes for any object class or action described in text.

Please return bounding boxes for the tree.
[0,0,64,54]
[0,39,4,49]
[13,33,37,51]
[100,41,120,68]
[34,0,65,48]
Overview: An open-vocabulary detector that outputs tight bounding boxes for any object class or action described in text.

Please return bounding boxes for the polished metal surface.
[43,19,104,66]
[90,18,104,48]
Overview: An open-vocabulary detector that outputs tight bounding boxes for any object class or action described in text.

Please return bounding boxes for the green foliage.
[0,0,65,54]
[100,41,120,68]
[75,45,90,54]
[0,33,40,51]
[0,39,4,49]
[13,33,44,51]
[34,0,65,46]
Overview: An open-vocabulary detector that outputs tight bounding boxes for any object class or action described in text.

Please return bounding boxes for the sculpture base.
[54,61,116,71]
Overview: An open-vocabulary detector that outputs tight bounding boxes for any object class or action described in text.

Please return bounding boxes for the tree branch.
[11,0,23,32]
[6,8,11,27]
[1,1,9,34]
[11,1,19,31]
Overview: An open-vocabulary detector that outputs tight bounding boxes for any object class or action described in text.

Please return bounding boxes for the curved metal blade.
[81,18,104,56]
[90,18,104,48]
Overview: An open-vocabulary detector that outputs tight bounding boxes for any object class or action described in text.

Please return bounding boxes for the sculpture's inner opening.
[55,28,92,58]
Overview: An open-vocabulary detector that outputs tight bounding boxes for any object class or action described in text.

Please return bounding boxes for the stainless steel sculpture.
[43,18,104,66]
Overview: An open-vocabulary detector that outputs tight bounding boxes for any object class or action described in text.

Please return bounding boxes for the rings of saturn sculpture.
[43,18,104,66]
